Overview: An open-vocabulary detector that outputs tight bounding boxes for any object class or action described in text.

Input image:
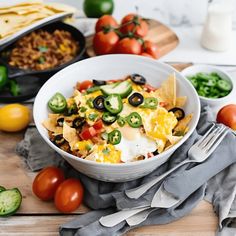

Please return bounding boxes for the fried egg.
[115,130,157,162]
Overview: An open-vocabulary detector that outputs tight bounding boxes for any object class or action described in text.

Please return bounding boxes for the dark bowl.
[0,21,86,81]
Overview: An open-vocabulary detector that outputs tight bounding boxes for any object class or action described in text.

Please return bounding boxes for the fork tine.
[198,126,221,149]
[204,127,228,155]
[195,123,215,147]
[202,126,225,150]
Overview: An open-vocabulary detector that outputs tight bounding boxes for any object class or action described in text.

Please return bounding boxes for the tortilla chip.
[166,96,187,110]
[42,114,62,134]
[176,96,187,107]
[174,113,193,134]
[156,138,166,153]
[63,122,79,148]
[167,135,183,145]
[156,73,176,108]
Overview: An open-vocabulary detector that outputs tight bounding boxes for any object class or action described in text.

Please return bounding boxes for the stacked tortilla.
[0,0,76,39]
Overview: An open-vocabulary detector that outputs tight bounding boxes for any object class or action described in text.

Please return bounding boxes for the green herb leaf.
[79,106,87,112]
[38,46,48,53]
[102,147,110,155]
[38,56,45,64]
[88,113,98,121]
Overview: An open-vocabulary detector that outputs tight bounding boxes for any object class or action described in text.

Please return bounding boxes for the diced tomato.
[93,120,103,130]
[159,101,168,107]
[80,127,97,140]
[144,83,156,92]
[78,80,93,92]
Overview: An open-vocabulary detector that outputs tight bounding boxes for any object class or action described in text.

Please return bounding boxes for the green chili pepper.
[104,94,123,114]
[217,80,232,91]
[88,113,98,121]
[186,72,232,98]
[140,97,158,109]
[86,98,94,108]
[67,103,78,115]
[48,92,67,113]
[0,186,6,192]
[79,106,87,112]
[126,112,142,128]
[117,116,126,127]
[102,112,116,124]
[108,130,122,145]
[86,86,101,94]
[0,65,8,90]
[9,80,20,96]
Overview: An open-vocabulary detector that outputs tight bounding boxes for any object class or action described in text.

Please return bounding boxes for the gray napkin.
[16,127,65,171]
[16,106,236,236]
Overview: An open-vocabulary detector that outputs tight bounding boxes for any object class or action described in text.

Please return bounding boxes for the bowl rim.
[181,64,235,102]
[33,54,201,167]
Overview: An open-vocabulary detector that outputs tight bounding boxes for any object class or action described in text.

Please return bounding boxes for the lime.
[83,0,114,18]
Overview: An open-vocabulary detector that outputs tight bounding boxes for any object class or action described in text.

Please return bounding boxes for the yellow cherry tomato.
[0,104,31,132]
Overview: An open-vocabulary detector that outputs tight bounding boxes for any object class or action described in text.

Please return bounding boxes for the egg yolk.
[95,144,121,163]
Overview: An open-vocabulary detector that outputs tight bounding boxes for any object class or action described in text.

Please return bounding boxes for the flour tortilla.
[0,1,75,39]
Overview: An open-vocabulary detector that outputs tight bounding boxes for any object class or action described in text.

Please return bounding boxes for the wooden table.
[0,64,218,236]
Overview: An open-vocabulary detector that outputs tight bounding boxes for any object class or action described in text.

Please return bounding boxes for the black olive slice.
[93,95,105,111]
[92,79,106,86]
[152,150,159,156]
[53,135,66,147]
[57,117,64,127]
[72,117,86,128]
[130,74,146,85]
[169,107,185,120]
[128,93,144,107]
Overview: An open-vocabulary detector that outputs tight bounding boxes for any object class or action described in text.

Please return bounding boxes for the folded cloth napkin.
[16,106,236,236]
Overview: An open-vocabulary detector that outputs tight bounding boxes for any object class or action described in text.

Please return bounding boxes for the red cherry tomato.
[216,104,236,130]
[54,178,84,213]
[120,13,148,38]
[93,119,103,130]
[80,126,97,140]
[142,40,159,59]
[115,38,142,55]
[93,31,119,55]
[140,52,154,58]
[78,80,93,92]
[95,15,118,33]
[32,166,65,201]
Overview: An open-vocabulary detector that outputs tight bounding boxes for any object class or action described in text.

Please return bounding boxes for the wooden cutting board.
[86,19,179,58]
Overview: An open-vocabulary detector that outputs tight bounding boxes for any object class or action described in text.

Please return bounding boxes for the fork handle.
[125,159,191,199]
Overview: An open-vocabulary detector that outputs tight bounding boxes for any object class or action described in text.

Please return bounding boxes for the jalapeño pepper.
[140,97,158,109]
[0,65,8,90]
[104,94,123,114]
[108,130,121,145]
[117,116,126,127]
[102,112,116,124]
[48,92,67,113]
[126,112,142,128]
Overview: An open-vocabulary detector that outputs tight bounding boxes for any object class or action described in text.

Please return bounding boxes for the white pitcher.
[201,0,233,52]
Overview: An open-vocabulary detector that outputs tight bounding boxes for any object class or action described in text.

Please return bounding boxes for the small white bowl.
[34,55,200,182]
[181,65,235,117]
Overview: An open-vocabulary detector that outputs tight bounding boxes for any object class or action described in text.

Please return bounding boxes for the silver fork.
[125,124,228,199]
[99,124,228,227]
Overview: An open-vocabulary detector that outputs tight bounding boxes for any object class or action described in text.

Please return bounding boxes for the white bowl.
[181,65,235,117]
[34,55,200,182]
